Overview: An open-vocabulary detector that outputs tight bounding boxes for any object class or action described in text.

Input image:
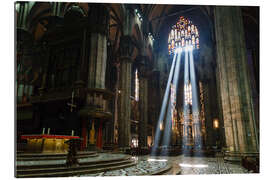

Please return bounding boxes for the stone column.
[52,2,61,17]
[79,4,109,150]
[16,1,31,30]
[117,6,134,151]
[77,4,109,89]
[87,33,107,88]
[214,7,258,160]
[137,56,149,149]
[87,4,109,89]
[151,70,161,136]
[118,35,134,151]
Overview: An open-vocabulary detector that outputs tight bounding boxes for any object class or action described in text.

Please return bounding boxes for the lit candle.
[213,119,219,129]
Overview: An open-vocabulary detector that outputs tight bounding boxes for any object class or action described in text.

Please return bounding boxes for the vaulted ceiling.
[16,2,258,61]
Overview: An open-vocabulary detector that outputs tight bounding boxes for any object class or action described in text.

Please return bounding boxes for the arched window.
[168,16,199,55]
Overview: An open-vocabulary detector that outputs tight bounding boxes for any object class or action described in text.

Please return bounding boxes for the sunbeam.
[151,52,178,155]
[161,49,182,155]
[182,46,191,154]
[189,46,203,154]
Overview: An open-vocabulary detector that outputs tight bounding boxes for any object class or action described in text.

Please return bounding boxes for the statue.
[89,121,95,144]
[65,139,81,167]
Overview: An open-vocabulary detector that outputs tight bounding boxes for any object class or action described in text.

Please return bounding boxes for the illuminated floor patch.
[148,158,168,162]
[179,163,208,168]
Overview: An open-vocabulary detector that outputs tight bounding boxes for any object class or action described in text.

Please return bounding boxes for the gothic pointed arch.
[64,3,87,18]
[26,2,53,31]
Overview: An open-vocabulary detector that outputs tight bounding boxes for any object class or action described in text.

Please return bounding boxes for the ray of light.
[182,46,191,155]
[151,52,178,156]
[161,49,182,155]
[189,47,203,154]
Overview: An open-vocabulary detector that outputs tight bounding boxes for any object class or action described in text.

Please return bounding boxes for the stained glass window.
[168,16,199,54]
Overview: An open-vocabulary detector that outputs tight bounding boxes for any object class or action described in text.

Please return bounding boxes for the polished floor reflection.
[136,155,249,175]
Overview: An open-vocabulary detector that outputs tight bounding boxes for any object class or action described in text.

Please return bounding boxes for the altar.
[21,134,80,153]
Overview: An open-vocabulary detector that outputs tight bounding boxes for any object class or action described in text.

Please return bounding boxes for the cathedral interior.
[15,1,259,177]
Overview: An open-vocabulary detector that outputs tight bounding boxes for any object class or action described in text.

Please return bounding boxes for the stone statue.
[89,121,95,144]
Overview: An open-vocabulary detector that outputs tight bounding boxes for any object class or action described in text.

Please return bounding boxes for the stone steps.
[17,154,98,161]
[159,165,180,175]
[16,155,136,178]
[17,151,97,157]
[150,165,172,175]
[16,151,98,161]
[16,161,136,178]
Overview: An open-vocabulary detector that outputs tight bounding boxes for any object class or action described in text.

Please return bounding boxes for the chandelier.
[168,16,199,55]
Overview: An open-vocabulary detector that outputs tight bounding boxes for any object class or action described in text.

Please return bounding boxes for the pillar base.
[87,144,99,151]
[224,151,259,162]
[224,151,242,162]
[139,147,149,155]
[119,147,131,154]
[240,152,259,161]
[140,146,148,150]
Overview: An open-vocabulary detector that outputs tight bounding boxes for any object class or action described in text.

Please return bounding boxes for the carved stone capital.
[74,80,86,100]
[119,57,133,65]
[135,55,151,78]
[88,4,109,35]
[119,35,134,58]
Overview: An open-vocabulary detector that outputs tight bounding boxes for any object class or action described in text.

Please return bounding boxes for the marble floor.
[17,152,250,176]
[81,160,169,176]
[80,154,249,177]
[136,155,249,175]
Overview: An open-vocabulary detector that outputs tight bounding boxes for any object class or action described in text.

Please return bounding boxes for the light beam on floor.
[179,163,208,168]
[147,158,168,162]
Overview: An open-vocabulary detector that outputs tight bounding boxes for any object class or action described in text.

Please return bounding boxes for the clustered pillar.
[214,7,258,160]
[138,56,149,149]
[87,4,109,89]
[79,4,110,150]
[118,35,134,151]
